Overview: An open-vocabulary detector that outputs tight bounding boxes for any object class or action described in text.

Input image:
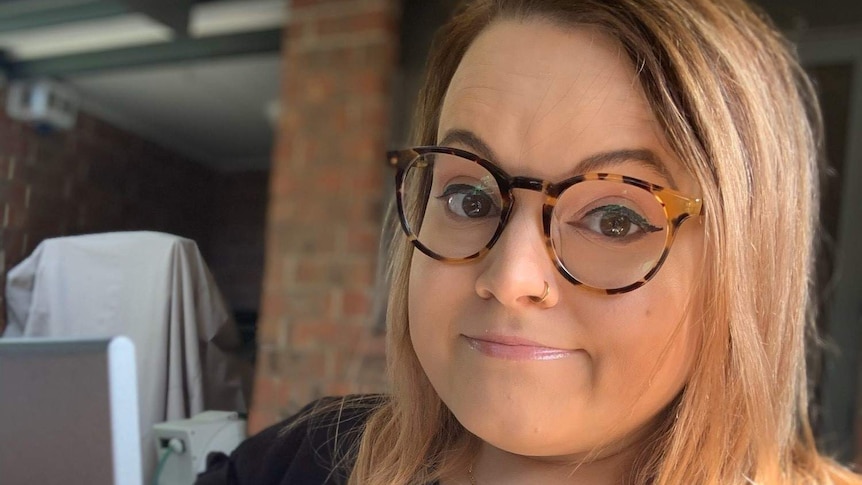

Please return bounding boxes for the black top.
[195,395,386,485]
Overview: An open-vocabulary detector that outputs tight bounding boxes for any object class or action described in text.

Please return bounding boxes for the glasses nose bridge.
[509,176,549,195]
[498,176,552,240]
[505,176,553,221]
[491,175,553,271]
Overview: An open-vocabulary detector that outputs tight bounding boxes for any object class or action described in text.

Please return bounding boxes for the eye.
[437,183,501,219]
[572,204,662,239]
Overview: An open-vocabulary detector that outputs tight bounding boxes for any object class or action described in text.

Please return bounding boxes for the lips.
[462,334,577,361]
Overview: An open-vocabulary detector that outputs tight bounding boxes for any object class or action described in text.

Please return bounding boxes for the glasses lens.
[400,152,503,259]
[551,180,668,289]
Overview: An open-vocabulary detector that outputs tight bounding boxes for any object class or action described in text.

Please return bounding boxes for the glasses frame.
[387,146,704,295]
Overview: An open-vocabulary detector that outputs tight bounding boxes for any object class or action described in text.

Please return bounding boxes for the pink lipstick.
[463,335,576,361]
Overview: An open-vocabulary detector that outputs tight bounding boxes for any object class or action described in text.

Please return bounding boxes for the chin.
[448,395,595,457]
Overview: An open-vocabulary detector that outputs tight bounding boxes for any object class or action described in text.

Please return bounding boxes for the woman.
[198,0,862,483]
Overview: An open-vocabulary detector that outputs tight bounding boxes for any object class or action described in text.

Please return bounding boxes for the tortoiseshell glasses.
[387,146,704,294]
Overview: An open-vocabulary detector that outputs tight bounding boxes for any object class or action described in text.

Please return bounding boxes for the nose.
[474,196,558,307]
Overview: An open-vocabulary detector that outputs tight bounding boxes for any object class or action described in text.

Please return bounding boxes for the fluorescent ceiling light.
[190,0,287,37]
[0,13,173,60]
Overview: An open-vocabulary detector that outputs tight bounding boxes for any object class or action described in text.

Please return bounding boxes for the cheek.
[560,221,700,415]
[407,254,463,378]
[408,254,445,334]
[577,291,692,408]
[587,232,702,410]
[408,252,478,321]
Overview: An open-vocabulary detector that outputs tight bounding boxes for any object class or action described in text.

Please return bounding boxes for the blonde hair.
[345,0,862,483]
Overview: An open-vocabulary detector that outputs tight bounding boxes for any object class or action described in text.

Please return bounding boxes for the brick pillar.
[250,0,399,433]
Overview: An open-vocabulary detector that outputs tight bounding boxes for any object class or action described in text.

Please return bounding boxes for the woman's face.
[408,19,704,459]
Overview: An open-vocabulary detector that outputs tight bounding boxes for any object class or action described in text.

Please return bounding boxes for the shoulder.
[196,394,387,485]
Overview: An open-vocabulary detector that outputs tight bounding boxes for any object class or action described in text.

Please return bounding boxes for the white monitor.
[0,337,142,485]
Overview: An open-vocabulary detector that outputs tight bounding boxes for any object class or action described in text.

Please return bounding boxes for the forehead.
[438,19,686,187]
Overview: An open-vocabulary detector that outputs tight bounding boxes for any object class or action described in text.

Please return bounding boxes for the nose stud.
[529,281,551,304]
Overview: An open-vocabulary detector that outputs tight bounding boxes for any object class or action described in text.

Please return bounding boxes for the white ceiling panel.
[0,13,173,60]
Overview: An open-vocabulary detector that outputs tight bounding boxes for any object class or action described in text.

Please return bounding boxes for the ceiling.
[0,0,286,172]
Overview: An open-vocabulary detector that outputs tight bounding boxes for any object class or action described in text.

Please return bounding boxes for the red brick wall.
[0,96,217,334]
[250,0,399,433]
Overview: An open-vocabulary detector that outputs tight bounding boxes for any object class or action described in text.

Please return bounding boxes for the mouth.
[462,334,577,361]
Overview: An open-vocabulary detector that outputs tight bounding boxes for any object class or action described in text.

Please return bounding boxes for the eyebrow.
[439,128,678,189]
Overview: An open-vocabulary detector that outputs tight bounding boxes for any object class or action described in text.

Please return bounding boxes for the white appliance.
[152,411,246,485]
